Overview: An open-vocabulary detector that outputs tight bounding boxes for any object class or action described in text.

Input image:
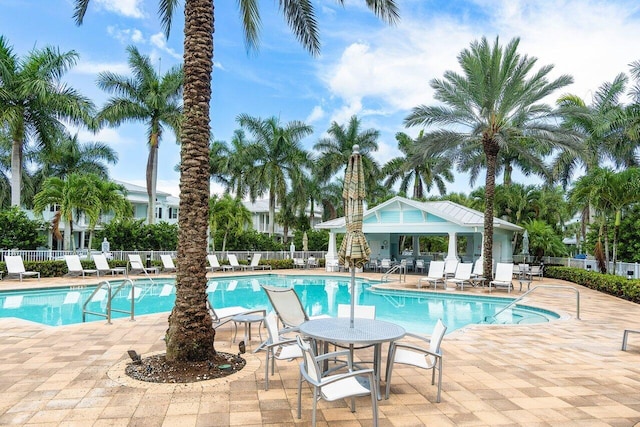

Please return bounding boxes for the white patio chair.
[469,258,485,286]
[443,259,458,279]
[262,311,303,390]
[64,255,98,278]
[380,258,392,272]
[529,264,544,280]
[293,258,306,269]
[160,254,176,273]
[296,335,378,427]
[445,262,474,290]
[385,318,447,402]
[489,263,514,293]
[227,254,242,271]
[206,296,264,331]
[307,257,318,268]
[93,254,127,276]
[417,260,445,289]
[415,259,426,274]
[128,254,159,275]
[244,253,271,270]
[5,255,40,282]
[261,285,329,333]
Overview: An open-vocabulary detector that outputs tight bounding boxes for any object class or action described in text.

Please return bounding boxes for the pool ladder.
[381,264,406,283]
[484,284,580,324]
[82,279,136,324]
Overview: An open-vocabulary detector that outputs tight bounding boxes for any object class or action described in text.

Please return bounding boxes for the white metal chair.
[64,255,98,278]
[417,260,445,289]
[293,258,306,269]
[206,296,264,331]
[127,254,159,275]
[415,259,426,274]
[385,318,447,402]
[244,253,271,270]
[529,264,544,280]
[489,263,514,293]
[227,254,242,270]
[262,285,329,333]
[469,258,485,286]
[5,255,40,281]
[262,311,303,390]
[160,254,176,273]
[443,259,458,279]
[445,262,473,290]
[296,335,378,427]
[93,254,127,276]
[380,258,392,273]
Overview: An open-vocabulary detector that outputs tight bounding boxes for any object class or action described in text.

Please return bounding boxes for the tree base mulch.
[125,352,246,383]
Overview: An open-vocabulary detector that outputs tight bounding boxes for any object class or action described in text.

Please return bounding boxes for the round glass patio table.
[299,317,406,399]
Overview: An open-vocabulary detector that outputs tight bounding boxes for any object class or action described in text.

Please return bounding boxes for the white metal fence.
[516,255,640,279]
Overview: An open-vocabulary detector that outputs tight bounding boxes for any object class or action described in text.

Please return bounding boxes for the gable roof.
[315,196,522,232]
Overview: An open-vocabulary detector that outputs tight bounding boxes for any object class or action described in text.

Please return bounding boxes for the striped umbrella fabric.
[338,145,371,269]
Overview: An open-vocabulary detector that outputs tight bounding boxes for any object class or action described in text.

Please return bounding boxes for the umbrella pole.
[350,265,355,328]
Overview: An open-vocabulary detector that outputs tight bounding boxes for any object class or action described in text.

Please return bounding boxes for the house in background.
[242,199,323,241]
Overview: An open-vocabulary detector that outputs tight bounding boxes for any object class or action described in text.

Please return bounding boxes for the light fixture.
[127,350,142,364]
[628,270,634,280]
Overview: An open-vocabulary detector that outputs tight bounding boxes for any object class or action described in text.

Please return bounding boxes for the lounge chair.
[261,285,329,332]
[160,254,177,273]
[445,262,473,290]
[244,253,271,270]
[93,254,127,276]
[128,254,159,275]
[415,259,426,274]
[207,254,221,272]
[293,258,306,269]
[529,264,544,280]
[5,255,40,282]
[227,254,242,271]
[443,259,458,279]
[263,311,303,390]
[296,335,378,427]
[417,260,445,289]
[489,262,514,293]
[469,258,485,287]
[206,296,264,330]
[307,257,318,268]
[385,318,447,402]
[64,254,98,278]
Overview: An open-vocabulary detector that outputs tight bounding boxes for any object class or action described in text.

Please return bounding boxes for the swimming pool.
[0,274,559,331]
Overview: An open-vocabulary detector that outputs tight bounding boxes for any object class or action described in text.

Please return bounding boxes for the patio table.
[299,317,406,399]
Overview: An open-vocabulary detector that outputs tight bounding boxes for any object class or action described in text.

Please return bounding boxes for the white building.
[242,199,324,240]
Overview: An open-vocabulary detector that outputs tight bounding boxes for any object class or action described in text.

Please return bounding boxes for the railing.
[485,284,580,324]
[82,279,136,324]
[381,264,406,283]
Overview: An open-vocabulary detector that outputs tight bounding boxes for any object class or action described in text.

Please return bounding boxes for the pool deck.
[1,269,640,426]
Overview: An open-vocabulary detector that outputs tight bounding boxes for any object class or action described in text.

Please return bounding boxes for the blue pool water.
[0,274,559,332]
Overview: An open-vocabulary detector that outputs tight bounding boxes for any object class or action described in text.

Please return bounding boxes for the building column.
[325,232,338,272]
[413,236,420,256]
[445,232,458,261]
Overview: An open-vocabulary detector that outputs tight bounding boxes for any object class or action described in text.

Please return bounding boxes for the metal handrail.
[485,284,580,323]
[381,264,405,283]
[82,279,136,324]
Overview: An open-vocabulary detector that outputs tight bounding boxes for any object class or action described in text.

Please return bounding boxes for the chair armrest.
[315,349,351,362]
[403,332,432,342]
[264,336,298,350]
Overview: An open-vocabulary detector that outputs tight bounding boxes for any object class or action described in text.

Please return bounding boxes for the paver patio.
[0,270,639,426]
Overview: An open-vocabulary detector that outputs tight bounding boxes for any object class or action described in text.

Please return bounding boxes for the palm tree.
[237,114,313,237]
[0,36,95,207]
[314,115,382,192]
[382,131,453,198]
[210,130,262,201]
[33,173,101,251]
[87,178,132,251]
[74,0,398,363]
[405,36,577,278]
[209,194,251,252]
[96,45,183,225]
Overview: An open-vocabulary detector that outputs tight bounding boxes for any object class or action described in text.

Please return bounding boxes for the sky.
[2,0,640,198]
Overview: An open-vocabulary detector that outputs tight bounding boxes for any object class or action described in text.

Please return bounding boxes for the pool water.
[0,274,559,332]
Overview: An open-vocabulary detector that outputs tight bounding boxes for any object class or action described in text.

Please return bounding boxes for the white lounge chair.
[385,318,447,402]
[5,255,40,282]
[160,254,177,273]
[293,258,306,269]
[128,254,159,275]
[296,335,378,427]
[206,296,264,331]
[244,253,271,270]
[489,263,514,293]
[227,254,242,271]
[443,259,458,279]
[445,262,473,290]
[93,254,127,276]
[415,259,426,274]
[417,261,445,289]
[207,254,220,272]
[469,258,485,287]
[263,311,303,390]
[64,255,98,278]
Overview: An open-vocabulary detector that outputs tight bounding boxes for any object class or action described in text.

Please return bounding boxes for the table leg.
[374,343,382,400]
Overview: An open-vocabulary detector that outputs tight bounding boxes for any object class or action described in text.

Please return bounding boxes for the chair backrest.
[296,335,322,383]
[531,265,542,275]
[262,285,308,328]
[427,260,445,278]
[294,258,305,266]
[5,255,26,274]
[494,263,514,281]
[472,259,483,276]
[429,319,448,357]
[381,259,392,268]
[64,255,83,272]
[415,259,425,268]
[228,254,240,267]
[250,253,262,267]
[337,304,376,319]
[519,263,530,273]
[454,263,473,280]
[208,254,220,268]
[160,254,175,269]
[444,259,458,275]
[264,311,283,345]
[128,254,144,269]
[93,254,110,270]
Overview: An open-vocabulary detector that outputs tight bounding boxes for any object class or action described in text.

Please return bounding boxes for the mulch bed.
[125,352,246,383]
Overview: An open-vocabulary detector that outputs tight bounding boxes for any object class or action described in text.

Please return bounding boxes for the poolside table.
[299,317,406,400]
[232,313,264,346]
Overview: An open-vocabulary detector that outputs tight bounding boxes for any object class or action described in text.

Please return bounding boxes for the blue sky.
[2,0,640,197]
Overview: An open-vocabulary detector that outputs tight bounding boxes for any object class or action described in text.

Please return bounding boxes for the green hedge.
[545,266,640,303]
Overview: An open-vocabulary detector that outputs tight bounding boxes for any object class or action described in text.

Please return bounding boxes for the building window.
[155,207,163,219]
[49,204,60,212]
[169,207,178,219]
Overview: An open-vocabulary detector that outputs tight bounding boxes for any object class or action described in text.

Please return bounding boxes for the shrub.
[0,207,47,249]
[545,266,640,303]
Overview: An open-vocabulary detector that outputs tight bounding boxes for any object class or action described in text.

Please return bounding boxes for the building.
[242,199,324,240]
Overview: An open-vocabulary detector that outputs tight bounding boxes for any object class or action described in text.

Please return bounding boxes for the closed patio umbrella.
[338,145,371,328]
[302,231,309,253]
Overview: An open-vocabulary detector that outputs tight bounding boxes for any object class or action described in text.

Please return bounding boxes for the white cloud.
[73,128,136,147]
[306,105,325,123]
[107,26,145,44]
[150,32,182,60]
[94,0,144,19]
[74,60,130,75]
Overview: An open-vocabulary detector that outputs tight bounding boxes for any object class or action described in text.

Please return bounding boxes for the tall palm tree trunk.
[165,0,216,362]
[482,141,499,279]
[147,136,159,224]
[268,190,276,237]
[10,138,22,207]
